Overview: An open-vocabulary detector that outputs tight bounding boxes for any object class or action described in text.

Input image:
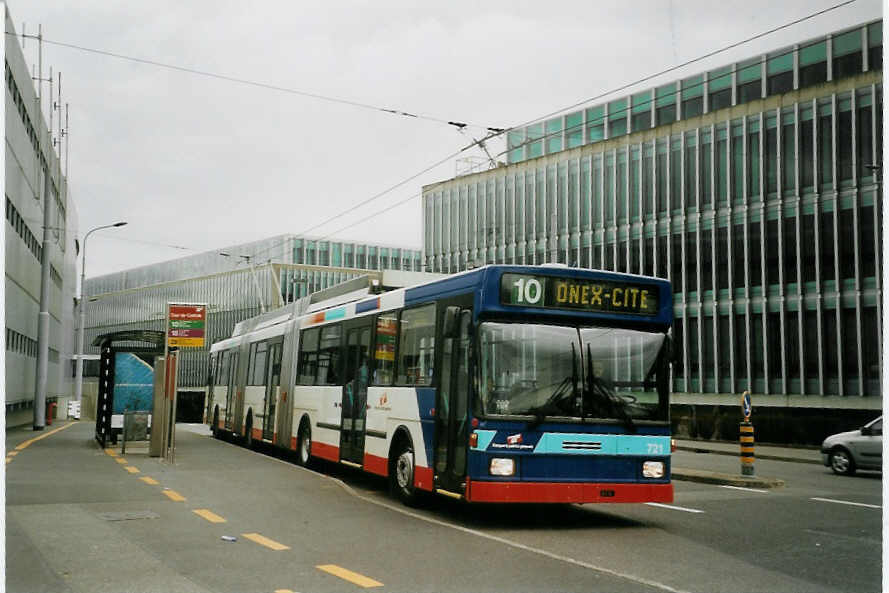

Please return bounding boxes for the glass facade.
[423,21,882,404]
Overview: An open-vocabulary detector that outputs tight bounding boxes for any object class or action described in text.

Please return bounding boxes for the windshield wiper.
[585,344,636,433]
[525,345,579,431]
[524,375,573,431]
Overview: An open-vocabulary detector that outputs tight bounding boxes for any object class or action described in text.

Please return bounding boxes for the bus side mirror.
[443,306,461,338]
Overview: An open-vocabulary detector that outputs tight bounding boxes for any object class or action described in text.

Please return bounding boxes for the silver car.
[820,416,882,475]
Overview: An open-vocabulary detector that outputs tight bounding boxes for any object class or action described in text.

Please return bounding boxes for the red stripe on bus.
[466,481,673,504]
[290,436,297,450]
[312,441,340,463]
[363,453,388,477]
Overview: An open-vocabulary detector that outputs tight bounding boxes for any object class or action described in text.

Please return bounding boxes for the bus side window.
[373,313,398,385]
[317,325,342,385]
[248,341,269,386]
[297,329,320,385]
[397,304,436,386]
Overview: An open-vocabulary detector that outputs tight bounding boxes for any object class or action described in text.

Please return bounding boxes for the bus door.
[435,309,472,493]
[224,351,239,430]
[340,320,372,465]
[262,340,283,441]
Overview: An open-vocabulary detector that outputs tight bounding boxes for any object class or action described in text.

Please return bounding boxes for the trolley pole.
[740,390,755,476]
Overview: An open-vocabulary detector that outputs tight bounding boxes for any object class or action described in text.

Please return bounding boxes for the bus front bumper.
[465,479,673,504]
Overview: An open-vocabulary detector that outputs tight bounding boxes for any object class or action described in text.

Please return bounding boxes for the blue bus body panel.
[468,421,671,484]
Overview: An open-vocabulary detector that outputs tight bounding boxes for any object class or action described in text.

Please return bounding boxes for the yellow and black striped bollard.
[740,422,755,476]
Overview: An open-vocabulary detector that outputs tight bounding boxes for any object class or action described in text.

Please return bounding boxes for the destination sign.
[501,273,659,316]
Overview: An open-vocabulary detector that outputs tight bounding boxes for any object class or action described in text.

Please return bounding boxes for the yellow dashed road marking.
[242,533,289,551]
[193,509,227,523]
[139,476,159,485]
[317,565,383,588]
[274,590,295,593]
[115,457,128,464]
[7,451,18,457]
[124,466,140,473]
[104,448,118,457]
[162,489,186,502]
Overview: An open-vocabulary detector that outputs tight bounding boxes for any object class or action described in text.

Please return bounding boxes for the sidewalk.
[674,438,821,464]
[670,438,822,489]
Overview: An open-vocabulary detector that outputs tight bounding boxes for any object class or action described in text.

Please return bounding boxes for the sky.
[9,0,883,278]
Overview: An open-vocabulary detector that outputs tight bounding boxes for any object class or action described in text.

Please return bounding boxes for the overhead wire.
[232,0,864,263]
[13,0,864,271]
[7,31,503,134]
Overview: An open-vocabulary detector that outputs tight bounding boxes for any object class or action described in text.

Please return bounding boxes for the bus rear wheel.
[296,421,312,467]
[390,440,418,506]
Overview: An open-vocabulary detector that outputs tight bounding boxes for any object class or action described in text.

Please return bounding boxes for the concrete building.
[421,20,883,443]
[5,8,80,425]
[81,235,422,396]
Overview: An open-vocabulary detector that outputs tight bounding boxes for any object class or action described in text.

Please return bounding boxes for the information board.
[167,303,207,348]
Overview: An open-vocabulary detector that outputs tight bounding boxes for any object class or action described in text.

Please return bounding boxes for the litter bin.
[46,402,57,425]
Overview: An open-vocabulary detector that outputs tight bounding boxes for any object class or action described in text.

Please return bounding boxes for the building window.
[608,98,627,138]
[685,134,697,209]
[767,312,783,385]
[820,211,835,283]
[749,222,762,287]
[507,130,525,163]
[687,316,700,380]
[785,311,801,390]
[861,306,879,395]
[700,228,713,292]
[656,141,668,213]
[799,40,828,88]
[857,90,875,181]
[656,83,677,126]
[657,235,668,279]
[734,315,748,386]
[631,90,652,132]
[781,113,796,195]
[747,119,761,200]
[767,51,794,95]
[799,107,814,191]
[836,96,854,185]
[832,29,863,80]
[732,224,746,289]
[765,115,779,195]
[818,101,834,191]
[736,58,762,105]
[682,74,704,118]
[708,67,732,111]
[644,237,654,277]
[566,111,583,149]
[716,126,729,205]
[671,233,683,294]
[867,22,882,70]
[670,138,682,211]
[731,123,744,203]
[587,106,605,144]
[643,144,654,216]
[752,313,765,381]
[685,232,697,293]
[841,308,859,395]
[604,155,615,225]
[716,226,729,290]
[858,203,876,278]
[545,117,562,154]
[765,219,780,286]
[801,214,817,283]
[718,315,732,385]
[527,123,543,158]
[803,309,820,391]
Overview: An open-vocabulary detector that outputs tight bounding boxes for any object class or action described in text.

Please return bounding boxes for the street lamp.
[74,221,127,403]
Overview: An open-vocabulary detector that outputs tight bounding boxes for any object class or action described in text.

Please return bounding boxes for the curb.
[675,445,821,465]
[672,467,785,488]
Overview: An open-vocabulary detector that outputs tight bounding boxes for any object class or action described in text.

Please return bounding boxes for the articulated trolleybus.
[207,265,675,505]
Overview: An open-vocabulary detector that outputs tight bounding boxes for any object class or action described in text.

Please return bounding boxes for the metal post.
[740,390,754,475]
[74,223,127,403]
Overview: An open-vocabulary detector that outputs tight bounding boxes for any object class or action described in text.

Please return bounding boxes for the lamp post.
[74,221,127,403]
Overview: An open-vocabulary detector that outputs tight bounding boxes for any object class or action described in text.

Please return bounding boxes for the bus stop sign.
[741,391,752,421]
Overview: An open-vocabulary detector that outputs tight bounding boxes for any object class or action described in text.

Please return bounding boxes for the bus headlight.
[490,458,516,476]
[642,461,665,478]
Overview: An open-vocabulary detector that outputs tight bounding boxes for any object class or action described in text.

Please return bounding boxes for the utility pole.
[33,26,53,431]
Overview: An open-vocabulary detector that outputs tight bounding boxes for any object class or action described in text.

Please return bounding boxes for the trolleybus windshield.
[477,322,668,423]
